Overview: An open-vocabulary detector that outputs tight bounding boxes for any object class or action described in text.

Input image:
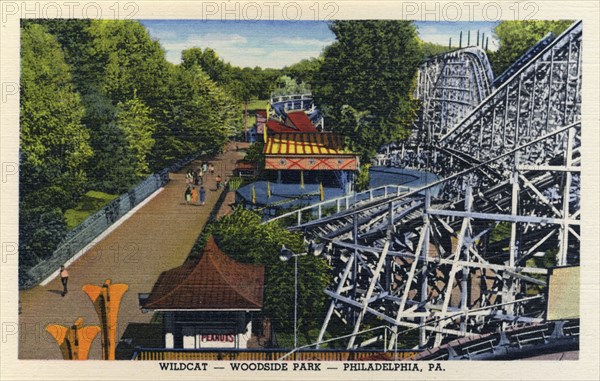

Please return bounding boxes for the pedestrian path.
[18,142,246,359]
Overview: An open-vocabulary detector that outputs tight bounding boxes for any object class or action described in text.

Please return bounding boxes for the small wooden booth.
[140,237,264,349]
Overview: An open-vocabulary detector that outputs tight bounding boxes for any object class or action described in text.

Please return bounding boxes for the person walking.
[191,186,199,204]
[59,265,69,297]
[209,163,215,175]
[216,175,222,190]
[202,162,208,173]
[184,185,192,205]
[200,186,206,206]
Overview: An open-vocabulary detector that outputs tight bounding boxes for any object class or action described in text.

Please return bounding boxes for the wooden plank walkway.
[18,142,247,359]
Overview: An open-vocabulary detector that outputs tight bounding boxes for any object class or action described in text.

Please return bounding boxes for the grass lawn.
[245,99,268,111]
[238,99,268,134]
[64,190,118,230]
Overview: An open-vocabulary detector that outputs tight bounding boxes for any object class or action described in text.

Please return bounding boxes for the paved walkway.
[18,142,247,359]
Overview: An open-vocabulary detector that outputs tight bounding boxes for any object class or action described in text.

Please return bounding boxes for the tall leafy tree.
[84,20,171,187]
[313,21,423,162]
[34,19,170,192]
[20,23,92,209]
[20,23,91,277]
[489,20,574,76]
[182,47,232,85]
[24,19,102,95]
[152,65,240,168]
[81,92,134,193]
[88,20,170,110]
[116,94,157,178]
[182,47,282,102]
[282,58,322,87]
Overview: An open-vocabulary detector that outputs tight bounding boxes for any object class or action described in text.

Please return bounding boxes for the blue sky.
[140,20,499,68]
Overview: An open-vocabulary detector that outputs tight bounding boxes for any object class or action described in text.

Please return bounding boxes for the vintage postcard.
[1,1,599,380]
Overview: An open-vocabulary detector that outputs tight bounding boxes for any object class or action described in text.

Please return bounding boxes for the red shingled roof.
[266,119,293,133]
[285,111,318,132]
[265,111,317,133]
[144,237,264,311]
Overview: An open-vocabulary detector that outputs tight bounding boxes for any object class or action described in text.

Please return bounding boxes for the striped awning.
[264,133,351,156]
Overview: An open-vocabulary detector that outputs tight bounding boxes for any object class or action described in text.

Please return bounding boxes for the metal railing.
[20,155,199,289]
[263,184,412,227]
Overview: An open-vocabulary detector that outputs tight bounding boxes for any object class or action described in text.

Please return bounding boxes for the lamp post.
[279,241,324,350]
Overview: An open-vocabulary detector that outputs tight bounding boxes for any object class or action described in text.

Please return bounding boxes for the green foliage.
[31,19,170,193]
[86,20,172,176]
[282,58,322,86]
[88,20,170,109]
[19,206,67,274]
[82,92,134,193]
[227,177,244,191]
[243,141,266,177]
[338,106,378,163]
[489,221,511,243]
[421,41,451,59]
[489,20,574,76]
[182,48,232,85]
[19,20,245,270]
[64,191,118,230]
[24,19,101,95]
[181,47,284,102]
[533,249,558,268]
[271,75,311,97]
[313,21,423,162]
[20,23,92,210]
[208,208,331,333]
[116,94,157,178]
[356,163,371,192]
[151,65,240,168]
[20,23,89,273]
[246,99,269,111]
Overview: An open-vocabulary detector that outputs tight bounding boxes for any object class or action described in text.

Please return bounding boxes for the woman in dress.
[191,186,199,204]
[184,186,192,205]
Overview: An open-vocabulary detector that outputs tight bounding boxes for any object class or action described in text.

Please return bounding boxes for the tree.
[151,65,240,168]
[116,93,157,178]
[20,23,91,281]
[20,23,92,210]
[421,41,451,59]
[34,19,171,192]
[88,20,170,110]
[24,19,102,95]
[86,20,173,183]
[207,208,330,334]
[489,20,574,76]
[272,75,311,97]
[282,58,322,86]
[19,207,67,279]
[313,21,423,162]
[182,47,232,85]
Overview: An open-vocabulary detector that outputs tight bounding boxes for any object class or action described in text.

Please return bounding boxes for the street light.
[279,240,324,349]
